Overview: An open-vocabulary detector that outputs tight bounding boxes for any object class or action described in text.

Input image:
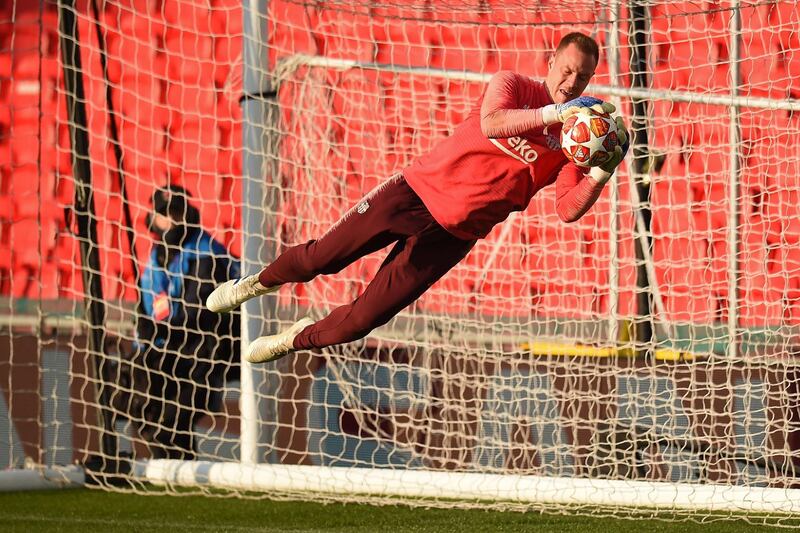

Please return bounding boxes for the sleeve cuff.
[589,166,613,184]
[541,104,559,125]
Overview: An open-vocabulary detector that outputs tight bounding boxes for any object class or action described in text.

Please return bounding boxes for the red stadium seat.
[35,261,58,300]
[217,176,239,213]
[9,57,58,107]
[316,8,378,63]
[58,263,84,299]
[210,0,243,34]
[686,63,728,95]
[330,71,393,181]
[113,76,166,127]
[768,130,800,188]
[184,173,223,202]
[783,291,800,327]
[53,232,79,268]
[9,111,56,166]
[10,217,57,268]
[773,4,800,59]
[45,124,72,175]
[9,266,33,299]
[777,246,800,295]
[488,25,550,77]
[683,15,727,52]
[216,144,238,178]
[384,75,443,132]
[650,176,697,237]
[3,27,54,56]
[682,103,729,147]
[117,119,167,174]
[163,0,213,34]
[650,2,699,39]
[330,71,383,124]
[216,88,241,130]
[534,11,587,50]
[588,230,638,318]
[694,182,727,232]
[650,123,683,153]
[227,177,242,228]
[739,109,778,144]
[649,101,684,153]
[347,129,395,188]
[483,1,542,25]
[466,232,542,318]
[103,1,161,25]
[106,34,164,83]
[168,123,221,174]
[439,80,483,128]
[739,38,786,97]
[538,285,592,320]
[526,227,586,294]
[0,235,9,286]
[218,120,242,177]
[651,98,682,120]
[165,84,218,123]
[438,25,495,73]
[740,215,782,273]
[14,170,57,207]
[163,31,216,84]
[267,1,318,68]
[758,190,800,263]
[8,165,40,214]
[788,52,800,97]
[188,179,232,234]
[653,236,714,324]
[739,288,784,328]
[651,64,687,92]
[110,6,164,38]
[374,15,441,69]
[213,34,242,85]
[739,1,773,32]
[97,216,138,302]
[687,144,729,182]
[0,133,9,172]
[0,196,12,223]
[92,193,124,226]
[745,125,800,190]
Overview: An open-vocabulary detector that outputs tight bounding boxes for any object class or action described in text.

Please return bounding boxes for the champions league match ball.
[560,110,620,168]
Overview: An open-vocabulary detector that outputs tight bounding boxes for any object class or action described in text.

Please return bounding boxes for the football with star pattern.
[560,109,620,168]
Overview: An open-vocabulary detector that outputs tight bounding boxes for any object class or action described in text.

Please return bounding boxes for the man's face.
[150,212,174,238]
[545,43,597,104]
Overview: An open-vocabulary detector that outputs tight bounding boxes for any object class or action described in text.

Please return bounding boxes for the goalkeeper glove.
[589,116,630,184]
[542,96,616,124]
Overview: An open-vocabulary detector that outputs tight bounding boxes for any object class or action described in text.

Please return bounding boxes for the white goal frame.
[5,0,800,522]
[130,0,800,516]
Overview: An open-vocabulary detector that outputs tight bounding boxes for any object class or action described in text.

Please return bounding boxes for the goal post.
[239,0,274,466]
[3,0,800,524]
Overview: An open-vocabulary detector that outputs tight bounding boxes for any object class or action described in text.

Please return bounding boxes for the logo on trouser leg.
[357,201,370,214]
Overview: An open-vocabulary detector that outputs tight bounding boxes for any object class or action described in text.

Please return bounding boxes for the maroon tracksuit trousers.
[257,173,476,350]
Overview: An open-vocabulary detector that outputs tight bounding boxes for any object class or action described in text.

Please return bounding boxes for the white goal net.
[2,0,800,524]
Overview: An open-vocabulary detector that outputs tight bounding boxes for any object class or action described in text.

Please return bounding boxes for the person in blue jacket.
[114,185,240,459]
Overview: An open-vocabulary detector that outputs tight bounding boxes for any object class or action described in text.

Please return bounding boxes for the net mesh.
[1,0,800,524]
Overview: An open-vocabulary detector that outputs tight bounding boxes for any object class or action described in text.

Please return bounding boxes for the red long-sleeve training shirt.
[402,71,605,240]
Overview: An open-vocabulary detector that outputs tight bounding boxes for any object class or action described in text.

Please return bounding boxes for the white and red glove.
[589,115,630,184]
[542,96,617,125]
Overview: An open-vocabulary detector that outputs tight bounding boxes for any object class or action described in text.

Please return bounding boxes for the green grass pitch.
[0,489,787,532]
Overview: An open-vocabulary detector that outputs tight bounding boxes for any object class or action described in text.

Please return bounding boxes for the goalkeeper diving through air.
[206,32,629,363]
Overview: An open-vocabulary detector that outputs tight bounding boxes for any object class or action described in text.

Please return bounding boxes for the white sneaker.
[245,317,314,364]
[205,274,278,313]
